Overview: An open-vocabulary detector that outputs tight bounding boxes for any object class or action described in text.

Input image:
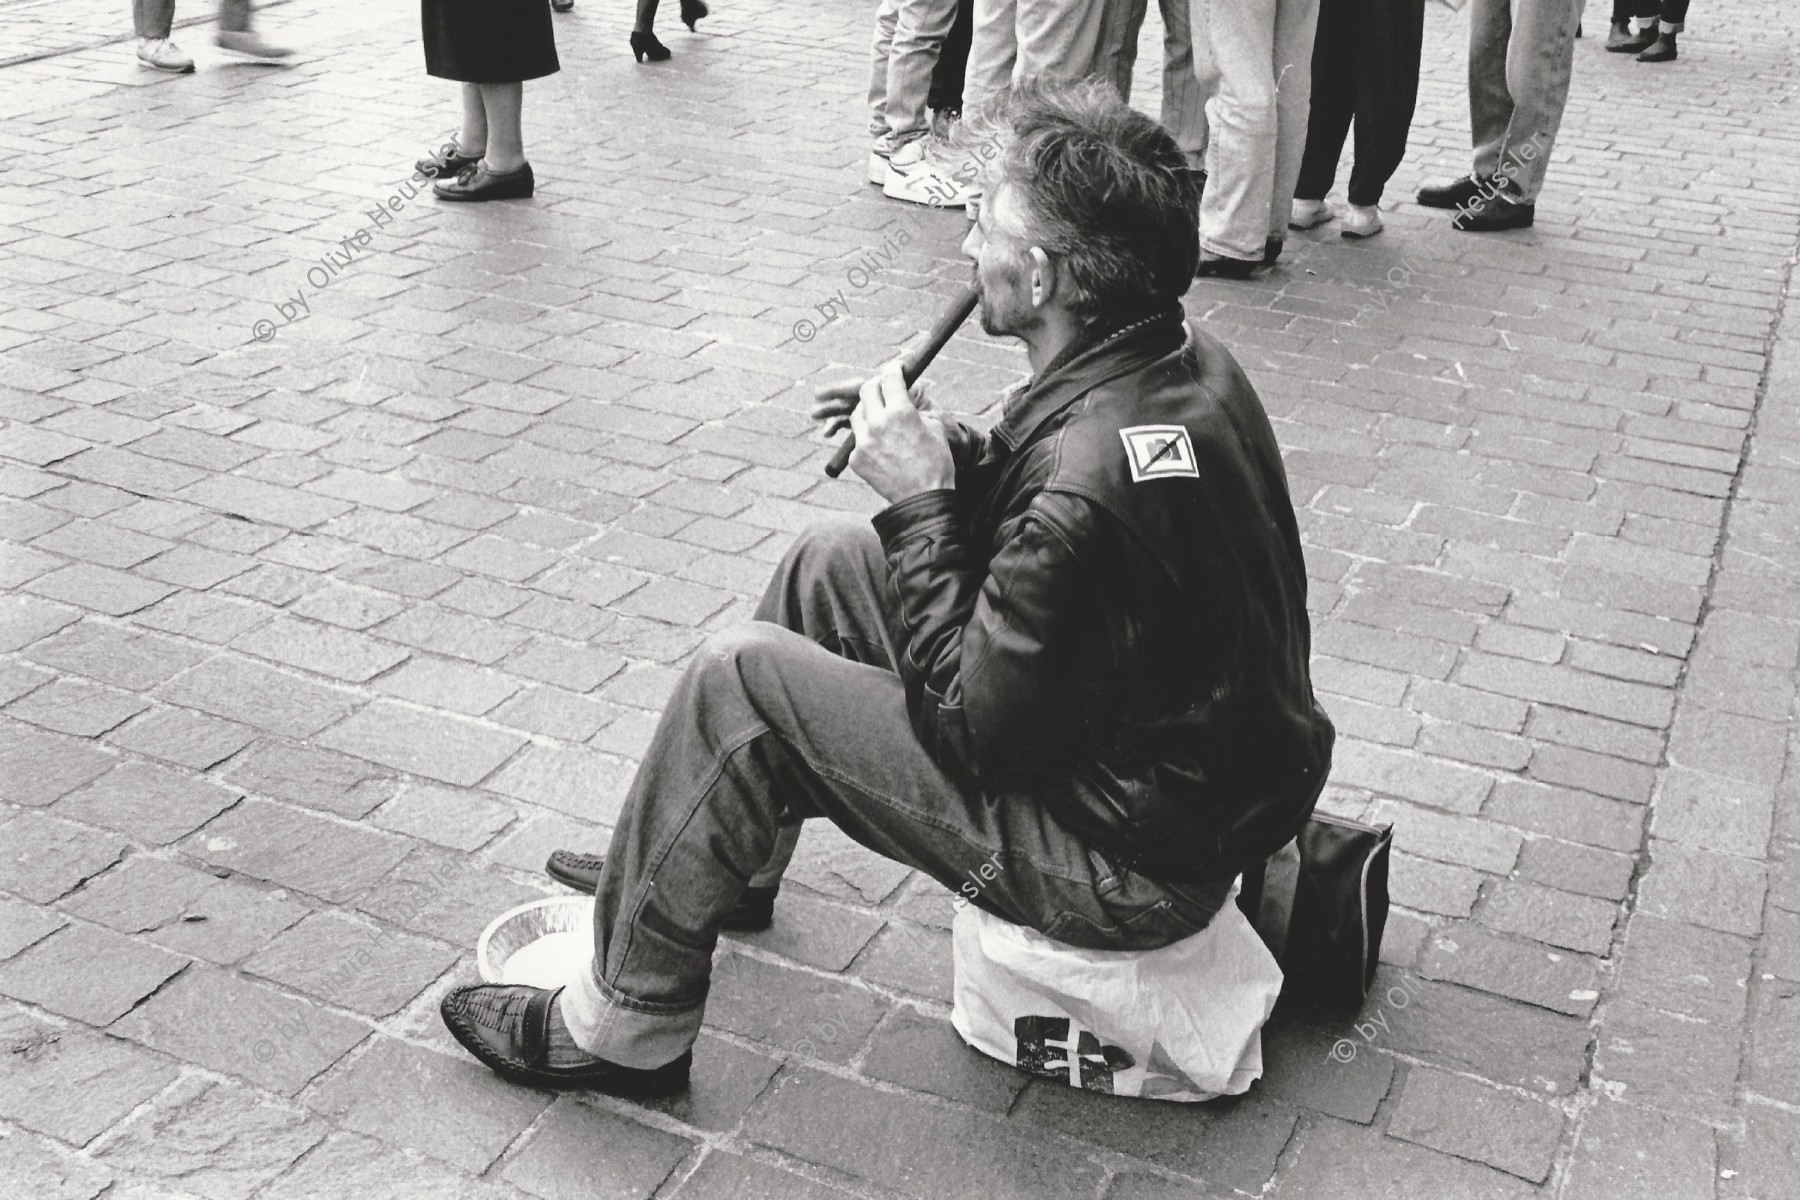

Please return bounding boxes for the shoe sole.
[1340,225,1382,240]
[138,59,195,72]
[434,185,534,202]
[1288,211,1332,230]
[215,48,294,63]
[1453,216,1534,233]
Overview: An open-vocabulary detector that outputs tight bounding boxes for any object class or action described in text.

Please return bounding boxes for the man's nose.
[960,224,983,260]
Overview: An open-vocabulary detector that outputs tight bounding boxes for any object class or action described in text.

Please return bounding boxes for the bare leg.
[478,82,525,172]
[458,83,488,157]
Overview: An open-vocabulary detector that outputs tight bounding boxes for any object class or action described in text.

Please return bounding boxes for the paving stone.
[1514,837,1636,901]
[0,810,127,901]
[1563,1100,1716,1200]
[1733,1106,1800,1200]
[1352,969,1590,1095]
[183,799,409,903]
[1257,1021,1395,1123]
[1329,740,1492,815]
[1767,907,1800,983]
[491,685,619,740]
[355,848,544,945]
[131,593,274,646]
[56,761,239,844]
[747,1067,1106,1200]
[316,700,525,787]
[0,593,81,653]
[0,921,185,1024]
[372,655,522,716]
[1477,880,1620,955]
[1389,852,1481,917]
[61,856,307,965]
[0,1128,116,1200]
[92,1075,325,1200]
[26,562,177,616]
[726,891,884,971]
[501,1098,695,1200]
[1486,780,1647,852]
[861,1007,1031,1113]
[1277,1116,1536,1200]
[253,1131,528,1200]
[633,1032,783,1133]
[233,617,411,684]
[157,655,361,740]
[1637,840,1768,937]
[304,1036,551,1173]
[852,922,955,1003]
[104,704,258,770]
[668,1152,858,1200]
[0,1001,179,1146]
[1748,981,1800,1107]
[783,821,915,906]
[223,740,399,819]
[1101,1173,1231,1200]
[0,893,66,959]
[370,784,516,851]
[1368,800,1521,874]
[705,952,887,1064]
[1419,924,1601,1017]
[0,718,115,806]
[1614,914,1752,1025]
[23,621,207,691]
[243,910,458,1018]
[1386,1066,1564,1182]
[6,677,149,737]
[1008,1079,1296,1193]
[483,742,637,822]
[1651,768,1777,859]
[1596,997,1742,1112]
[1668,706,1789,787]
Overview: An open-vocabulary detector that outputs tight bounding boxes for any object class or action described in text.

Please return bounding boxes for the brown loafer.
[433,161,535,202]
[440,984,691,1094]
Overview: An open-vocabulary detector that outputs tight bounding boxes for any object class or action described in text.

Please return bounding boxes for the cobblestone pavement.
[1,0,1798,1195]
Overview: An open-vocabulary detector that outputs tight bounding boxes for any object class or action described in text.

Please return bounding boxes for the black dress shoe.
[1417,175,1487,210]
[416,141,481,178]
[1453,191,1535,232]
[1606,20,1657,52]
[1194,253,1259,280]
[433,162,534,202]
[679,0,708,30]
[545,850,778,932]
[440,984,692,1094]
[630,30,671,61]
[1637,30,1676,61]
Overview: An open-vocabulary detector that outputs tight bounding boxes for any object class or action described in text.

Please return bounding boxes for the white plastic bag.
[950,885,1282,1102]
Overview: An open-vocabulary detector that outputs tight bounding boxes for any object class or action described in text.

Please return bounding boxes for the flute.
[823,285,980,478]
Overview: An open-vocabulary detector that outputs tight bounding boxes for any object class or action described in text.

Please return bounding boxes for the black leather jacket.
[870,309,1334,882]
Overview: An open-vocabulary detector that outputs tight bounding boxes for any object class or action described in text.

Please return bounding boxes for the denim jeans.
[964,0,1110,115]
[869,0,963,150]
[1094,0,1209,169]
[561,519,1234,1068]
[1188,0,1321,260]
[1468,0,1577,203]
[133,0,251,38]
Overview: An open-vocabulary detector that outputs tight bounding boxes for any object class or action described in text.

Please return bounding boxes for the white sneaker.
[215,30,294,60]
[1289,199,1332,230]
[868,150,889,186]
[1340,204,1383,239]
[883,139,977,208]
[136,37,194,72]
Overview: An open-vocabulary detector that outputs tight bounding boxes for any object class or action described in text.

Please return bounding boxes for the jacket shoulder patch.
[1118,425,1198,482]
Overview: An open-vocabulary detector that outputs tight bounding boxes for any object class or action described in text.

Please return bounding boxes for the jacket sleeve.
[871,488,1096,781]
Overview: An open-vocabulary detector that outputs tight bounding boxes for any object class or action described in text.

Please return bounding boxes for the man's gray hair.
[956,79,1199,324]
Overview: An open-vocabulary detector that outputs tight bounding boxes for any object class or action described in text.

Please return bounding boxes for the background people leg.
[1190,0,1280,262]
[1343,0,1424,207]
[1467,0,1515,185]
[1496,0,1575,201]
[1293,0,1354,205]
[1265,0,1320,250]
[963,0,1020,112]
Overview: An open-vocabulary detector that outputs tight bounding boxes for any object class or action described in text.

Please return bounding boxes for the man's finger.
[809,393,856,421]
[812,378,863,405]
[858,374,886,418]
[877,360,913,411]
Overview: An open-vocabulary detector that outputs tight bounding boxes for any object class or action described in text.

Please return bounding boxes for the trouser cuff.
[562,962,704,1070]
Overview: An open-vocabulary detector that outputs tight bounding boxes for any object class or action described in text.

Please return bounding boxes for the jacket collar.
[985,307,1190,461]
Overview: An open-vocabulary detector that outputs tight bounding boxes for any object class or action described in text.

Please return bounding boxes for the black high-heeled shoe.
[630,30,670,61]
[679,0,708,30]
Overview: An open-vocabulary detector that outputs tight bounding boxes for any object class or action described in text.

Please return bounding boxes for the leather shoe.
[440,984,692,1094]
[1416,175,1486,210]
[433,161,534,202]
[1194,253,1259,280]
[1453,192,1535,232]
[545,850,778,932]
[1606,20,1657,52]
[416,141,481,179]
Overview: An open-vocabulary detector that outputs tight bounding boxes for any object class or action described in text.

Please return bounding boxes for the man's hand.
[811,362,956,504]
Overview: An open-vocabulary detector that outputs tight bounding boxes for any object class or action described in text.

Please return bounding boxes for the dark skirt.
[423,0,560,83]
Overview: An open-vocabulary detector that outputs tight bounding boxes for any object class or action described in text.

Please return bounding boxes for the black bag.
[1236,812,1392,1008]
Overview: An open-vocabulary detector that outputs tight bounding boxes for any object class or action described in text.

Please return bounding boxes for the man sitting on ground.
[439,80,1336,1095]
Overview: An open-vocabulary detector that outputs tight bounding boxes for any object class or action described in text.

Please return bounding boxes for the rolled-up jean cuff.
[561,962,704,1070]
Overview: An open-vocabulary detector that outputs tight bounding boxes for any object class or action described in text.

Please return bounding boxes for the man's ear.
[1027,246,1055,309]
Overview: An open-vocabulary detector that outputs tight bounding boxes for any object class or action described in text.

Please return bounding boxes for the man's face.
[960,179,1041,340]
